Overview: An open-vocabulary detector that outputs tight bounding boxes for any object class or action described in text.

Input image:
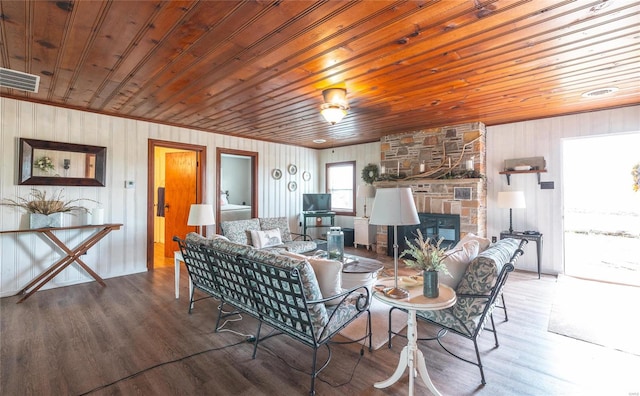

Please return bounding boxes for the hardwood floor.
[2,247,639,395]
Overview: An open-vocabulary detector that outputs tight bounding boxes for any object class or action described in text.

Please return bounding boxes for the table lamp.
[369,187,419,299]
[187,204,216,235]
[357,184,376,218]
[497,191,526,233]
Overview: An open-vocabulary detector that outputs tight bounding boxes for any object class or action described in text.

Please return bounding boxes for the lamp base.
[383,286,409,299]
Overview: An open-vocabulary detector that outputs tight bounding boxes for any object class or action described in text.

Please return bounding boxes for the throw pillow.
[281,251,344,306]
[455,233,491,252]
[220,193,229,205]
[250,228,283,249]
[439,239,480,289]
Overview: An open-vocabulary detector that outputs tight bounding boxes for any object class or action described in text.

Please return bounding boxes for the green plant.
[361,163,379,184]
[1,189,95,215]
[400,229,457,274]
[34,156,55,173]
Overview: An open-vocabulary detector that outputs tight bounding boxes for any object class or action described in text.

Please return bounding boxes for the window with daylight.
[326,161,356,216]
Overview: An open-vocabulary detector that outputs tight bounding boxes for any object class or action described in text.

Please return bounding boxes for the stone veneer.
[373,122,487,255]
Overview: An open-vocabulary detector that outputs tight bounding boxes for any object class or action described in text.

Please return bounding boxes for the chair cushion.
[455,233,491,252]
[244,248,328,330]
[283,240,317,254]
[281,251,343,306]
[457,238,521,295]
[250,229,283,248]
[259,217,293,242]
[439,239,480,289]
[220,218,260,245]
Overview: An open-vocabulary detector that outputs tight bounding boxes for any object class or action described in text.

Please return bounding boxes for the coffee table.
[341,255,384,292]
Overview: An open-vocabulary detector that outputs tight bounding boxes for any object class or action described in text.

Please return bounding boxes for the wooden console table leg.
[16,226,116,303]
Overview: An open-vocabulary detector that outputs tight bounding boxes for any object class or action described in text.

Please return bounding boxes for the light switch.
[125,180,135,189]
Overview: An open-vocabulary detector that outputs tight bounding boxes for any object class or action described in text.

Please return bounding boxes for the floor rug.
[339,296,408,350]
[548,275,640,356]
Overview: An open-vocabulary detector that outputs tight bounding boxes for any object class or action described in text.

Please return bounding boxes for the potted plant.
[400,229,458,298]
[1,189,95,228]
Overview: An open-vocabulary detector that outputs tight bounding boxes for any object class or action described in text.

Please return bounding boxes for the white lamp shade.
[497,191,526,209]
[357,184,376,198]
[369,187,420,226]
[187,204,216,226]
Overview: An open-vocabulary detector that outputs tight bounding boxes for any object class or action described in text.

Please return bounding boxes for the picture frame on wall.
[454,187,472,200]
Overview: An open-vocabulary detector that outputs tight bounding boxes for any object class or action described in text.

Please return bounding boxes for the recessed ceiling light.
[581,87,619,98]
[313,139,326,144]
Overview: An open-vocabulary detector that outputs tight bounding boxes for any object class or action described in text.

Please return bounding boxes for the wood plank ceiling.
[1,0,638,149]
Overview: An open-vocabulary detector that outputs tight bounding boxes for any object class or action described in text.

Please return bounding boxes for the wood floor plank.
[2,248,639,395]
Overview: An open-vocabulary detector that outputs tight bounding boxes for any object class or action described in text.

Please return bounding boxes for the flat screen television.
[303,193,332,212]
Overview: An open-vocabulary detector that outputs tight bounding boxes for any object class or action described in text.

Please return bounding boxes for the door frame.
[147,139,207,270]
[216,148,258,234]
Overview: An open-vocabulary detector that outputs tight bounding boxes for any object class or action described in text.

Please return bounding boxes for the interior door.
[164,151,197,257]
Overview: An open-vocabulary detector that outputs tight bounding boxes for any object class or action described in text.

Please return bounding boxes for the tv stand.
[302,212,335,238]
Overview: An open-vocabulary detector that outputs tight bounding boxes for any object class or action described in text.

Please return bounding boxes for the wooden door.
[164,151,197,257]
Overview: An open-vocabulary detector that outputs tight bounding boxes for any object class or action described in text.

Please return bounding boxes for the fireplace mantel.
[374,178,484,188]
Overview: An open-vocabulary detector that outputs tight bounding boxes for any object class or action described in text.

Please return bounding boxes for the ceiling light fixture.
[320,88,349,125]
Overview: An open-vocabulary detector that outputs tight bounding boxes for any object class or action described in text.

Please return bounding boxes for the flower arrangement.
[400,229,459,276]
[1,189,94,215]
[633,163,639,192]
[34,156,55,173]
[400,229,458,274]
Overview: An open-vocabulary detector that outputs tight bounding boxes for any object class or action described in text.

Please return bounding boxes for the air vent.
[0,68,40,93]
[581,87,619,98]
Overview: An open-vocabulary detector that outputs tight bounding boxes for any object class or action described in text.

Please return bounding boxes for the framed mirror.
[18,138,107,186]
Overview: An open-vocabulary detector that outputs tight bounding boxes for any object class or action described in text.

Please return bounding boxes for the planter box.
[30,213,65,228]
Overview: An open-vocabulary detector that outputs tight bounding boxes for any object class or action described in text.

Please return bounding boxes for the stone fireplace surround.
[372,122,487,255]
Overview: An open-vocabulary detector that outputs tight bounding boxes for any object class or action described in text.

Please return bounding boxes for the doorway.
[147,140,206,270]
[562,132,640,286]
[216,148,258,234]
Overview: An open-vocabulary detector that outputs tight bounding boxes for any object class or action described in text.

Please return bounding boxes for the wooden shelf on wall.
[499,169,547,185]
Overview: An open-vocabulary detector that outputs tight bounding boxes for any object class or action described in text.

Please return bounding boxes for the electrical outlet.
[492,236,497,243]
[124,180,135,189]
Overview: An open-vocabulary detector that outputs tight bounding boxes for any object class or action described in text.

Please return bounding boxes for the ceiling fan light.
[320,88,349,125]
[320,105,348,125]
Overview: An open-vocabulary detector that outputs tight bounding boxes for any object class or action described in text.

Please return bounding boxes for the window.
[326,161,356,216]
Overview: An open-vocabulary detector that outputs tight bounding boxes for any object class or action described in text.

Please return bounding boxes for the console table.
[500,231,543,278]
[0,223,122,303]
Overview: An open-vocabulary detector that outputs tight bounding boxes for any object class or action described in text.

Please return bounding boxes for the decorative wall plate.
[288,164,297,175]
[272,168,282,180]
[302,171,311,181]
[288,181,297,192]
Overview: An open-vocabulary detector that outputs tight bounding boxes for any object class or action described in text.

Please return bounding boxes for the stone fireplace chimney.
[373,122,487,255]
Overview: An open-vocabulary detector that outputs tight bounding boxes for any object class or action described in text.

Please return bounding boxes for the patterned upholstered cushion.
[282,240,317,254]
[220,218,260,245]
[259,217,293,242]
[185,232,229,246]
[417,238,521,337]
[244,248,328,331]
[457,238,520,295]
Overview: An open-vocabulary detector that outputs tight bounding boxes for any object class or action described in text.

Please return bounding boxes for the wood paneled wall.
[0,98,318,297]
[487,105,640,276]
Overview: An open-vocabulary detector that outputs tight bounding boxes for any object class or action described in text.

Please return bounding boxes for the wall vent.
[581,87,618,98]
[0,68,40,93]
